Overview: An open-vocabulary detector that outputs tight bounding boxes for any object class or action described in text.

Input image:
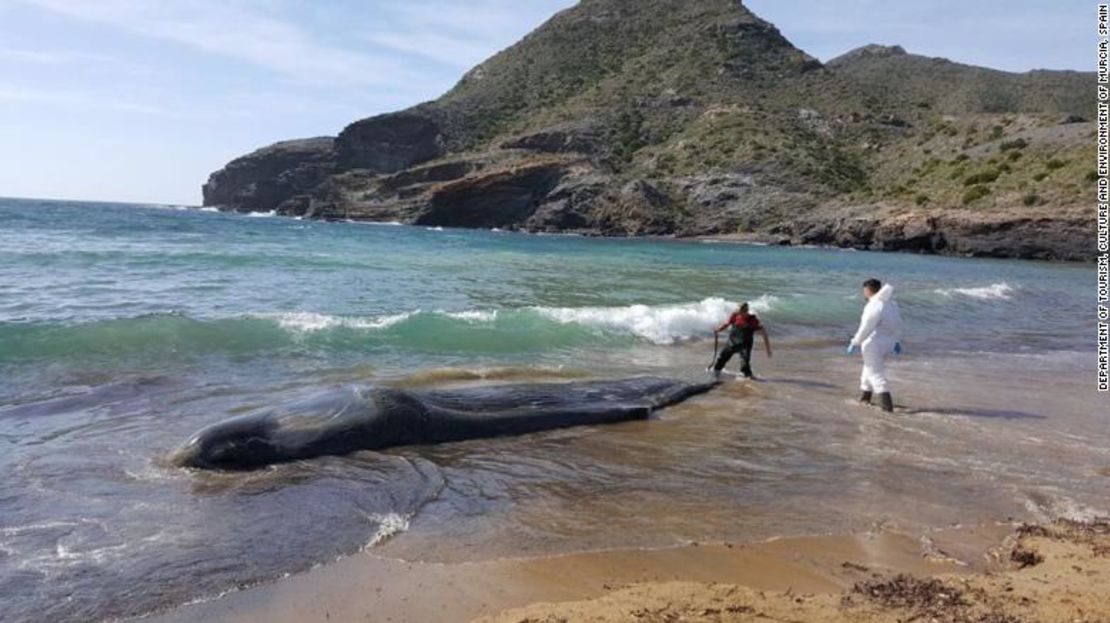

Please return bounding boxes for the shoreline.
[146,518,1110,623]
[201,202,1092,264]
[147,521,1015,623]
[484,518,1110,623]
[137,345,1104,623]
[2,195,1077,264]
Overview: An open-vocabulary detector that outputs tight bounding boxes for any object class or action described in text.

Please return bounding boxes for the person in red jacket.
[710,302,773,379]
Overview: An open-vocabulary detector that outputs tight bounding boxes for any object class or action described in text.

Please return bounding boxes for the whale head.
[170,414,283,470]
[170,387,387,470]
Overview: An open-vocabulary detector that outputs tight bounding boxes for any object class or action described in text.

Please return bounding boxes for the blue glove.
[893,342,903,355]
[846,344,859,355]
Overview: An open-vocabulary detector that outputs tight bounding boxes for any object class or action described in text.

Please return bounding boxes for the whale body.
[171,377,716,470]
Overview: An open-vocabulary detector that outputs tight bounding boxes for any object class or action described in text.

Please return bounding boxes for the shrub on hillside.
[999,138,1028,151]
[964,170,1001,186]
[962,185,991,205]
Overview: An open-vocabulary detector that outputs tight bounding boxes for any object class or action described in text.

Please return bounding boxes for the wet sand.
[151,522,1014,622]
[484,519,1110,623]
[151,519,1110,623]
[142,346,1109,623]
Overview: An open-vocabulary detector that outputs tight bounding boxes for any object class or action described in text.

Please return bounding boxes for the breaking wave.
[934,283,1015,300]
[0,298,778,363]
[262,311,415,332]
[535,296,777,344]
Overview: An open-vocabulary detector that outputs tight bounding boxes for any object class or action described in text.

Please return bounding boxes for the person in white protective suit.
[847,278,903,412]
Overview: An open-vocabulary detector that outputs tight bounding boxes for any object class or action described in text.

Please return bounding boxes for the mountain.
[202,0,1094,260]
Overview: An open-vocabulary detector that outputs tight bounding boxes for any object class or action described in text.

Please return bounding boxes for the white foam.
[263,311,413,333]
[534,296,777,345]
[199,207,220,213]
[347,220,404,226]
[426,226,445,232]
[935,282,1015,300]
[1023,495,1107,523]
[748,294,778,314]
[363,513,410,549]
[246,210,277,218]
[0,520,81,537]
[445,310,498,322]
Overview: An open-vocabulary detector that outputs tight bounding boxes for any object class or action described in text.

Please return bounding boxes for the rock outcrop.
[789,209,1091,261]
[335,111,443,172]
[202,0,1094,261]
[202,137,335,213]
[413,161,567,229]
[826,44,907,66]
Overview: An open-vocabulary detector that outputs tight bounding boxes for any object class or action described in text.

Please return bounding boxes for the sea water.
[0,197,1104,622]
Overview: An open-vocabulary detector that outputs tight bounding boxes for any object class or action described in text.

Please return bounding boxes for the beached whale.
[171,377,717,470]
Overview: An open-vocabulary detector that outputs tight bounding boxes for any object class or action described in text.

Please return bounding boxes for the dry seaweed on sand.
[1016,517,1110,556]
[845,575,1023,623]
[847,574,967,611]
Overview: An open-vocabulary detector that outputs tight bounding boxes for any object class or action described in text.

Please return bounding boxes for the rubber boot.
[858,391,872,405]
[878,392,894,412]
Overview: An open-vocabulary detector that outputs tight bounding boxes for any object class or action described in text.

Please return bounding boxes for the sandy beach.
[483,519,1110,623]
[149,519,1110,622]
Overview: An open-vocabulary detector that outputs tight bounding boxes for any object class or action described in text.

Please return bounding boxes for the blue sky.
[0,0,1091,205]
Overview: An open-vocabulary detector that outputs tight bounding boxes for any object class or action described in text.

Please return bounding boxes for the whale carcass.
[171,377,717,470]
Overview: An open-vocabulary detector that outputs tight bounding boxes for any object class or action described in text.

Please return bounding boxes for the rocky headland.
[203,0,1094,261]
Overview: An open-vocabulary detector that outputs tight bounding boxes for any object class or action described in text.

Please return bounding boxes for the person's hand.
[893,342,903,355]
[846,343,859,355]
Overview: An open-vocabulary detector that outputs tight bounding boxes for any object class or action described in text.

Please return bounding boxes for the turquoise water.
[0,198,1090,370]
[0,198,1101,622]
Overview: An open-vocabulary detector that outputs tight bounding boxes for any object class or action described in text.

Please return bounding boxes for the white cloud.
[363,31,499,69]
[363,1,573,69]
[0,45,155,79]
[17,0,409,87]
[0,83,170,115]
[0,47,115,65]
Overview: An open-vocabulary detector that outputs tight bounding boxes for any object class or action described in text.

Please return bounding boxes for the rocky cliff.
[202,0,1094,261]
[202,137,336,214]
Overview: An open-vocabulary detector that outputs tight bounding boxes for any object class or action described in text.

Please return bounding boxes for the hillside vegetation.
[203,0,1094,260]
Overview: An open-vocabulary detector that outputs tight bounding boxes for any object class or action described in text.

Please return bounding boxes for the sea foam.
[445,310,499,322]
[362,513,410,550]
[935,282,1015,300]
[264,311,413,332]
[258,296,777,344]
[535,296,776,345]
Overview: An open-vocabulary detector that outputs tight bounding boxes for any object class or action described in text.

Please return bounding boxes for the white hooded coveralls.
[850,284,903,394]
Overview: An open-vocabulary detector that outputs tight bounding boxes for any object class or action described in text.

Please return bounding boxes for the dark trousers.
[714,342,753,376]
